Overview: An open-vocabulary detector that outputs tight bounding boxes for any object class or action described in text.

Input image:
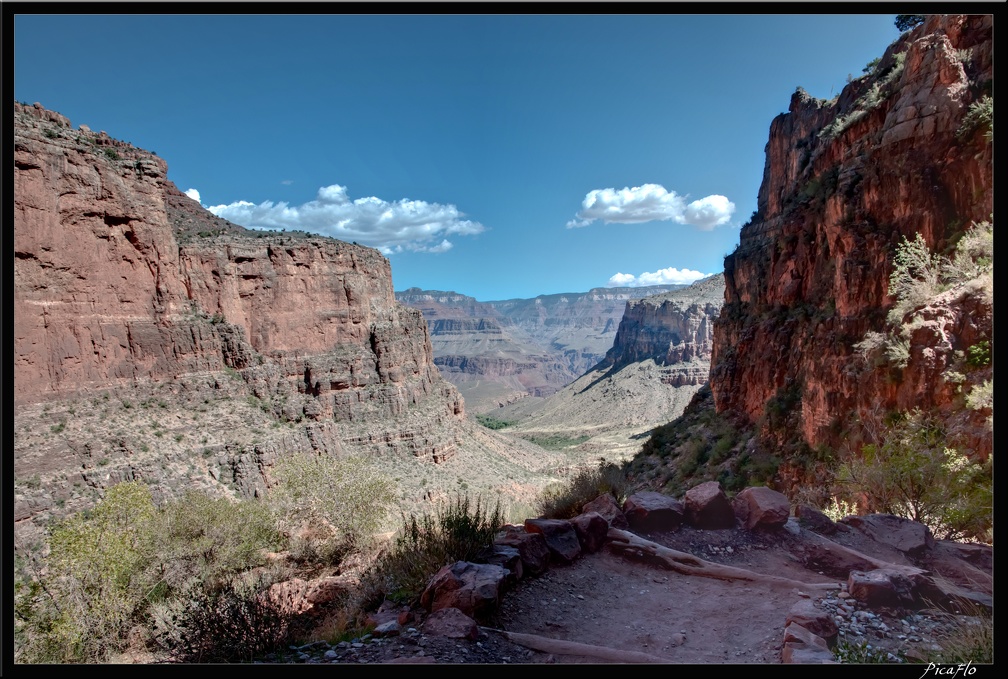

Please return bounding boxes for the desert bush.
[943,220,993,284]
[15,481,160,663]
[367,493,505,606]
[270,453,396,555]
[821,496,858,523]
[151,577,290,663]
[155,490,283,594]
[475,413,512,429]
[535,460,630,519]
[965,379,992,419]
[836,410,991,541]
[857,220,993,372]
[956,95,993,143]
[886,232,943,325]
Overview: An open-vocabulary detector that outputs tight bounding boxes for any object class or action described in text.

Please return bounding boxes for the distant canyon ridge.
[395,284,696,413]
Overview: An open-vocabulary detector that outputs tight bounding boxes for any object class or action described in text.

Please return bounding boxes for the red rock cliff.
[709,15,992,466]
[13,101,463,462]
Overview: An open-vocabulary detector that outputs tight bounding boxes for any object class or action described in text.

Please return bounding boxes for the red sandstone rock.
[13,102,465,476]
[494,524,550,575]
[421,607,480,640]
[570,511,609,554]
[524,518,581,565]
[419,561,507,618]
[621,491,685,530]
[683,481,735,529]
[709,15,993,478]
[732,486,791,531]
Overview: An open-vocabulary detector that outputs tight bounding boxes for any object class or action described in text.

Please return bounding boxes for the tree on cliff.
[895,15,926,32]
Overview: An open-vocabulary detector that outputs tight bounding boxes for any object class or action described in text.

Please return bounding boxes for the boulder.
[847,568,929,608]
[476,543,523,587]
[795,504,839,535]
[786,598,838,642]
[582,493,629,529]
[841,514,935,555]
[781,641,837,663]
[621,491,684,530]
[421,607,480,640]
[683,481,735,529]
[732,486,791,530]
[570,511,609,554]
[783,621,830,650]
[419,561,507,618]
[524,518,581,564]
[494,524,550,575]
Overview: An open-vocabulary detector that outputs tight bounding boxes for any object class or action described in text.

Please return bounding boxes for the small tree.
[895,15,926,32]
[270,453,396,558]
[18,482,160,662]
[886,232,943,325]
[837,410,991,541]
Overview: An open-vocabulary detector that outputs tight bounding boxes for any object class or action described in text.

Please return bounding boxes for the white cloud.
[206,184,485,254]
[184,188,201,203]
[607,266,713,287]
[684,194,736,230]
[567,183,734,230]
[608,272,637,286]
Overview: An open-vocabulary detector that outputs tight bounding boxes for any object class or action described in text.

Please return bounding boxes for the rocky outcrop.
[486,285,685,376]
[13,102,465,515]
[710,15,993,465]
[397,284,684,411]
[603,274,724,382]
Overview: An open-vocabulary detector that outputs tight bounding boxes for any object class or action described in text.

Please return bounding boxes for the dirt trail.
[489,527,835,663]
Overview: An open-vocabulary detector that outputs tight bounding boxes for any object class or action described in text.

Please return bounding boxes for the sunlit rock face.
[709,15,992,463]
[13,101,464,472]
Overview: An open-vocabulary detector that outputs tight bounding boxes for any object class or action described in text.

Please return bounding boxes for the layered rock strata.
[603,273,724,384]
[710,15,993,462]
[13,102,465,514]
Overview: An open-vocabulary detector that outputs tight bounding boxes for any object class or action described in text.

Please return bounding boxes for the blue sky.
[14,11,902,301]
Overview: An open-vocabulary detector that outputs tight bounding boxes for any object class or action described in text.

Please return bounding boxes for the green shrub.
[956,95,992,143]
[16,482,159,663]
[156,490,282,594]
[520,432,590,449]
[535,461,629,519]
[837,410,991,541]
[475,413,512,429]
[887,232,943,325]
[270,453,395,554]
[943,220,992,284]
[368,493,504,606]
[966,340,991,368]
[103,147,120,161]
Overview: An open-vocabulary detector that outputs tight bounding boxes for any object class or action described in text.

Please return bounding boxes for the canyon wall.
[13,102,465,515]
[397,284,683,411]
[604,274,724,384]
[709,15,993,467]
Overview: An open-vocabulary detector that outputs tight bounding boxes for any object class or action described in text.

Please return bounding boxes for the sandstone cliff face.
[13,101,465,503]
[604,274,724,384]
[709,15,992,466]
